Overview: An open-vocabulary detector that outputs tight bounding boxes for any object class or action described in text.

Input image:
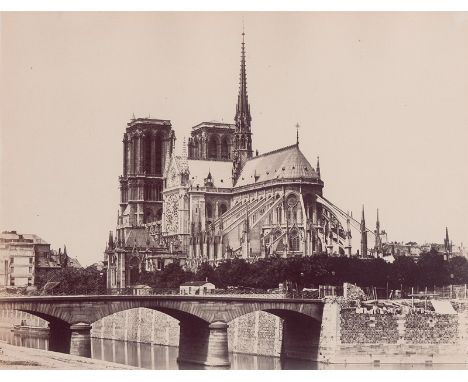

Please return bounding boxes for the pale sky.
[1,12,467,266]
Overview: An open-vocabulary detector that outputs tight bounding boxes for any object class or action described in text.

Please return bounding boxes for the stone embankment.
[0,341,136,369]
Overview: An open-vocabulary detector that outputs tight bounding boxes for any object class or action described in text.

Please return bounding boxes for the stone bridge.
[0,295,324,367]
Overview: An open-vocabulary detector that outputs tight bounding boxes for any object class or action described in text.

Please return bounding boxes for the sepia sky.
[1,12,468,266]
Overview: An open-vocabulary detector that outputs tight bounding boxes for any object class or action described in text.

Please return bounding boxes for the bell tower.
[117,118,175,243]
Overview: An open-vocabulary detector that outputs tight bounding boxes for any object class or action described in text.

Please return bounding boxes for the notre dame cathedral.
[104,33,381,289]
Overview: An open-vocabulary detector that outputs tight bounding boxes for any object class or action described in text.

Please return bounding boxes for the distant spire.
[360,205,368,257]
[63,244,67,256]
[316,156,321,179]
[235,28,251,129]
[296,123,300,145]
[445,226,450,252]
[375,208,381,252]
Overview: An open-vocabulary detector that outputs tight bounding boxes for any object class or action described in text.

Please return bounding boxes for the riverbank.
[0,341,137,369]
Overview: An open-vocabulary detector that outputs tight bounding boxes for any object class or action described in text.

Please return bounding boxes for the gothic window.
[290,228,300,251]
[206,203,213,219]
[241,135,245,148]
[132,136,137,174]
[221,137,230,159]
[218,203,227,216]
[290,235,300,252]
[276,241,285,253]
[154,135,162,175]
[145,135,152,174]
[145,209,153,223]
[208,135,218,159]
[129,257,140,284]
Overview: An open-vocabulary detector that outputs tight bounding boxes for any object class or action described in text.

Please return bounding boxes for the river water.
[1,328,467,370]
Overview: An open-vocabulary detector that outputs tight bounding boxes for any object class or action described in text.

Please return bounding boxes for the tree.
[37,266,106,295]
[391,255,418,287]
[416,250,447,286]
[215,259,251,288]
[158,263,194,288]
[195,262,219,285]
[445,256,468,284]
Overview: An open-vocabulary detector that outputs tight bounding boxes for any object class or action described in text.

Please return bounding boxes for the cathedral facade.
[104,33,378,289]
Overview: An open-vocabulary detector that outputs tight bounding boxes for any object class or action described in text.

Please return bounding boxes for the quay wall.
[321,299,468,364]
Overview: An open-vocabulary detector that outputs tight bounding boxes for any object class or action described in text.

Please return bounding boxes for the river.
[1,328,467,370]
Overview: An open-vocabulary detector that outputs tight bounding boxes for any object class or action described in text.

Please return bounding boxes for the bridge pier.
[178,320,230,367]
[69,323,92,358]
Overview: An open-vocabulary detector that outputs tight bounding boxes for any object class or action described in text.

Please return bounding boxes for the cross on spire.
[295,122,300,145]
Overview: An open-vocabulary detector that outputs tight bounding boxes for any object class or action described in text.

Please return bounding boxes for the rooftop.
[235,144,320,187]
[0,231,49,245]
[127,118,172,128]
[187,159,233,188]
[191,121,235,131]
[180,281,214,287]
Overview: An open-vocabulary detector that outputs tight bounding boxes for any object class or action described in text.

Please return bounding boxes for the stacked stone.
[404,313,458,344]
[340,309,399,344]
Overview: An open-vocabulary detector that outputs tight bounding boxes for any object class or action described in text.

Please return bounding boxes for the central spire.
[232,28,253,185]
[235,29,251,131]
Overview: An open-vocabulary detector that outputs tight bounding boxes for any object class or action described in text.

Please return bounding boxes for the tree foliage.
[139,254,468,290]
[35,265,106,295]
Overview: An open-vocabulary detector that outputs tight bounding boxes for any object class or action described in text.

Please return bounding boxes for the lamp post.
[331,271,336,296]
[300,272,304,298]
[450,273,454,299]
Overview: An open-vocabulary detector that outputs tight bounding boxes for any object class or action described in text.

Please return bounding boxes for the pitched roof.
[0,231,49,245]
[180,281,214,287]
[67,257,82,268]
[187,159,233,188]
[235,144,319,187]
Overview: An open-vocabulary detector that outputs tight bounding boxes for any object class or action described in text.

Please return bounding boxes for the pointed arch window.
[208,135,218,159]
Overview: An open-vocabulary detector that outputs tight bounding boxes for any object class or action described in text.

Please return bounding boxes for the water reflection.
[1,328,467,370]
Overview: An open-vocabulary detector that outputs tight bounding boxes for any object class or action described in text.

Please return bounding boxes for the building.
[0,230,75,288]
[104,32,385,289]
[179,281,216,295]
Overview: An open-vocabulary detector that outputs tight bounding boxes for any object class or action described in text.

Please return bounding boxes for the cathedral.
[104,33,381,289]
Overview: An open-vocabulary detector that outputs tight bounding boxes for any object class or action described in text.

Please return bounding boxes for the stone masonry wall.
[340,308,399,344]
[0,309,48,328]
[91,308,283,357]
[332,300,465,364]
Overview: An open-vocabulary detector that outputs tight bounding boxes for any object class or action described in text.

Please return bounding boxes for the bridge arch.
[226,306,323,361]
